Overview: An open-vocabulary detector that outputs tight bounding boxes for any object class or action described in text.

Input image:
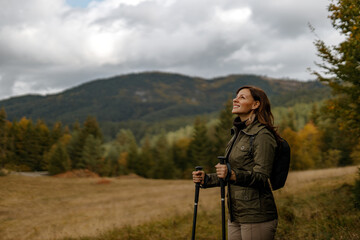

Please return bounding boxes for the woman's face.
[232,88,259,119]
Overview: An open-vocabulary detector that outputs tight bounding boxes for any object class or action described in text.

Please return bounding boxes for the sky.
[0,0,342,100]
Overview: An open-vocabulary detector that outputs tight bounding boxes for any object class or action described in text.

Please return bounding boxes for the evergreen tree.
[309,103,320,126]
[13,117,35,170]
[0,108,7,168]
[214,98,235,156]
[79,135,104,172]
[188,117,214,172]
[67,130,83,168]
[103,144,122,176]
[47,143,71,175]
[317,103,355,166]
[350,142,360,165]
[172,137,192,178]
[51,122,63,146]
[138,135,155,178]
[83,116,103,141]
[151,133,178,179]
[67,116,104,169]
[312,0,360,144]
[29,120,51,171]
[116,129,138,174]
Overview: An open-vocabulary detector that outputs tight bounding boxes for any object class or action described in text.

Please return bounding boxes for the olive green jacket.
[203,119,278,223]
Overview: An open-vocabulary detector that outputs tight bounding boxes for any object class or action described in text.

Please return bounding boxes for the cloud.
[0,0,341,100]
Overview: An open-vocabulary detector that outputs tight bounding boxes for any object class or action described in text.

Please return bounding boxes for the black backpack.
[249,136,291,190]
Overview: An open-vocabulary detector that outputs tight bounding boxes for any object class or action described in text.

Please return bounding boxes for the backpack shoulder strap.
[248,135,256,158]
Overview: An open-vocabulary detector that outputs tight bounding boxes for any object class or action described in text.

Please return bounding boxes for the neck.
[239,111,255,125]
[239,116,250,122]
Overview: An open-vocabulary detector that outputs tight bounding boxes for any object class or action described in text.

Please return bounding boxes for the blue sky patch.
[66,0,102,8]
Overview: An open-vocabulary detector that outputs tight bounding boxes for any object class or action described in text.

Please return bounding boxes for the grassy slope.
[1,166,359,240]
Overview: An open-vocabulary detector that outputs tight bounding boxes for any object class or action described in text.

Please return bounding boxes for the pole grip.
[195,166,203,171]
[217,156,226,164]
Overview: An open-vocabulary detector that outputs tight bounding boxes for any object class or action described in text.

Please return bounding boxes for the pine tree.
[67,117,104,169]
[172,137,192,178]
[67,130,83,169]
[312,0,360,143]
[28,120,51,171]
[214,98,235,156]
[0,108,7,168]
[188,117,214,172]
[103,144,121,176]
[83,116,103,141]
[116,129,138,174]
[151,133,178,179]
[51,122,63,144]
[137,135,155,178]
[80,135,103,172]
[47,143,71,175]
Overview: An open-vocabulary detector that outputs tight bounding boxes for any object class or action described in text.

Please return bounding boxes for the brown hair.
[237,85,280,141]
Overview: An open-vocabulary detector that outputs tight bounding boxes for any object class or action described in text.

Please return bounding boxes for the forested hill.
[0,71,329,125]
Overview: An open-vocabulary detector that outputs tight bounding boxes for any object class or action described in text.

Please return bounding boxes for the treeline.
[0,102,233,178]
[1,96,359,179]
[280,103,360,169]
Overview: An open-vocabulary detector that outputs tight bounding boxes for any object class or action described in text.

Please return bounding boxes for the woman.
[193,86,279,240]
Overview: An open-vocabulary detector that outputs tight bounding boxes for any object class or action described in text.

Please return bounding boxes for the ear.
[252,101,260,110]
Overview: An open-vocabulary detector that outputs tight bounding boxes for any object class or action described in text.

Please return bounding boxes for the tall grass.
[59,169,360,240]
[1,166,359,240]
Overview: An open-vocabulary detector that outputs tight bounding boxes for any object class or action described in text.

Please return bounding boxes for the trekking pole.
[191,166,203,240]
[217,156,226,240]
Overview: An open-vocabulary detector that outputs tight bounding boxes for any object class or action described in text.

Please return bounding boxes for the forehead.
[236,88,251,96]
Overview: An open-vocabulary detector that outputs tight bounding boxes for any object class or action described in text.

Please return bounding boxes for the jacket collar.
[231,117,266,136]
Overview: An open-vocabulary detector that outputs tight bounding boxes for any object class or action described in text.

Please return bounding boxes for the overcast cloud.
[0,0,341,100]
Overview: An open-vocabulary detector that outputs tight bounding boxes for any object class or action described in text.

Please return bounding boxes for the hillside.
[0,72,330,140]
[0,72,329,122]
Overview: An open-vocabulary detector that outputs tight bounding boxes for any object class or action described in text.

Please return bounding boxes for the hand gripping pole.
[218,156,227,240]
[191,166,203,240]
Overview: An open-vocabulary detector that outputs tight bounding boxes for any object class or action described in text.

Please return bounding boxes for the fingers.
[215,163,227,179]
[192,170,204,184]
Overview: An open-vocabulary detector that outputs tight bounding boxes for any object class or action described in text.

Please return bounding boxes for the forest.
[1,0,360,181]
[0,94,359,179]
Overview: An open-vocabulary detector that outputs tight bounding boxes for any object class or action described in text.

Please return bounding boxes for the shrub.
[354,168,360,209]
[0,169,6,177]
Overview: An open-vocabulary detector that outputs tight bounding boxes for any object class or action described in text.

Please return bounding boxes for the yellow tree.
[297,123,322,169]
[281,127,302,170]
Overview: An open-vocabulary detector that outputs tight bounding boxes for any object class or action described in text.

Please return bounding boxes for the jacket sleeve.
[201,173,220,188]
[232,132,277,188]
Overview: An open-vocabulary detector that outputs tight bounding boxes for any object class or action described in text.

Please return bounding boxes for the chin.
[232,109,240,114]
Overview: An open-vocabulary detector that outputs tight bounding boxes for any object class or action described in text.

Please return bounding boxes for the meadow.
[0,166,359,240]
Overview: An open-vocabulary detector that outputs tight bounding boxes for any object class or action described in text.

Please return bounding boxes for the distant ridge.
[0,71,329,125]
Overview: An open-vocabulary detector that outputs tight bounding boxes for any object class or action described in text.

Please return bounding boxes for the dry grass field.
[0,166,359,240]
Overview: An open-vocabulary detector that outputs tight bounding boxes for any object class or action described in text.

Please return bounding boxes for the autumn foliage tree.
[312,0,360,163]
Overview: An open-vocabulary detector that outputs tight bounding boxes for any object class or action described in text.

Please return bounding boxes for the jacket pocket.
[234,141,250,153]
[234,188,260,212]
[231,142,253,168]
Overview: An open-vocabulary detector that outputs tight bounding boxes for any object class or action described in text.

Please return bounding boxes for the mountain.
[0,72,330,139]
